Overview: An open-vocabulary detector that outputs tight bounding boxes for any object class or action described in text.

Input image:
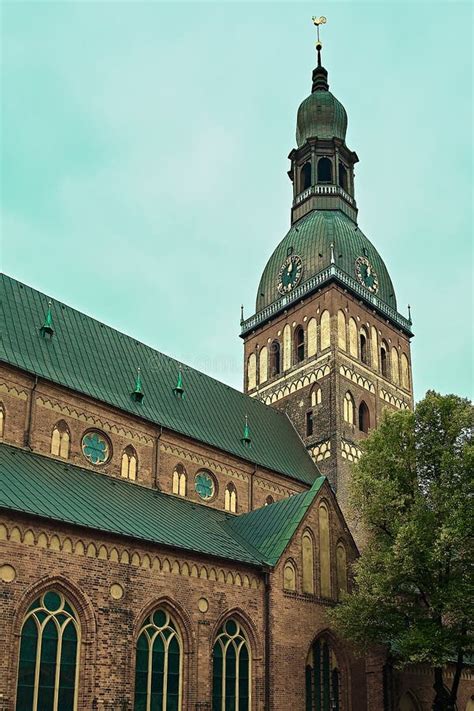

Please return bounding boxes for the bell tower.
[240,20,414,532]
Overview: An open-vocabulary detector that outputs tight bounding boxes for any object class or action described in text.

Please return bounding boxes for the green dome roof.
[256,210,397,311]
[296,90,347,146]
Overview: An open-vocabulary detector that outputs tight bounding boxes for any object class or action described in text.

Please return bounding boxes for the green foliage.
[331,392,473,679]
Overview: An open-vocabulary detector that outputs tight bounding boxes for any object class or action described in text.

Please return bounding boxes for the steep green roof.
[256,210,397,312]
[227,476,325,566]
[0,274,319,486]
[0,444,264,566]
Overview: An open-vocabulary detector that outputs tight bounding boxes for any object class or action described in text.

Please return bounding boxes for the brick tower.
[241,36,414,530]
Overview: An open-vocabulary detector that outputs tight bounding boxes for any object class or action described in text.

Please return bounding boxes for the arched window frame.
[305,635,342,711]
[259,346,268,385]
[121,445,138,480]
[302,529,315,594]
[51,420,70,459]
[359,327,369,364]
[320,310,330,351]
[0,402,5,438]
[336,541,348,600]
[343,392,355,426]
[311,387,322,407]
[317,157,333,184]
[338,162,348,191]
[212,618,252,711]
[247,352,256,391]
[301,161,312,190]
[269,340,281,378]
[294,325,305,364]
[380,340,389,378]
[400,353,410,391]
[224,482,237,513]
[134,607,183,711]
[15,590,81,711]
[283,559,297,592]
[172,464,187,497]
[358,401,370,434]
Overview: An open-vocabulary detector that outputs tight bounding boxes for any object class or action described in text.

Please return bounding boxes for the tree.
[330,391,473,711]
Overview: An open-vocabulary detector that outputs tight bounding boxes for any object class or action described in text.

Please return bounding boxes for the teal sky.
[1,1,472,402]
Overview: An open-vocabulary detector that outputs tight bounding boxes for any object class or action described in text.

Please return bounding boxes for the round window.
[81,431,110,465]
[194,471,216,501]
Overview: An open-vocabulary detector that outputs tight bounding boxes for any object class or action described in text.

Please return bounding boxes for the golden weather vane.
[312,15,327,48]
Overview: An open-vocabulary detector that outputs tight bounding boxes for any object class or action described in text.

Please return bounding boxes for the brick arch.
[133,595,194,655]
[211,606,262,661]
[306,628,351,710]
[10,574,97,710]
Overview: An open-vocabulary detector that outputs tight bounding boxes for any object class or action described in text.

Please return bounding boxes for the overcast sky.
[2,1,472,401]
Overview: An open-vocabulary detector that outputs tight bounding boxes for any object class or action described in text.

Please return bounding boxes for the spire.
[240,304,244,325]
[173,367,185,399]
[241,415,251,447]
[311,16,329,92]
[39,300,54,338]
[131,367,144,403]
[408,304,412,325]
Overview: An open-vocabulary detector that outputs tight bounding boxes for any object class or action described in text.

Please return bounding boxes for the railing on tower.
[293,184,355,207]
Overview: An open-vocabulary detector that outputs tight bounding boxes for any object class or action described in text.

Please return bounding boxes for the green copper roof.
[256,210,397,311]
[0,444,263,565]
[0,274,319,486]
[296,90,347,146]
[227,476,325,566]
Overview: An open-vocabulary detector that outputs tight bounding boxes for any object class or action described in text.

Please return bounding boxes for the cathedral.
[0,25,472,711]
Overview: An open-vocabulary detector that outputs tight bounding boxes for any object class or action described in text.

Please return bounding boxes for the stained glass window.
[305,637,340,711]
[81,431,109,465]
[195,471,215,501]
[212,619,250,711]
[15,590,79,711]
[134,608,182,711]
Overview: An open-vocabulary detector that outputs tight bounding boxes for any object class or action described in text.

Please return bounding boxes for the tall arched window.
[302,531,314,594]
[348,318,358,357]
[121,445,137,480]
[51,420,70,459]
[319,503,331,598]
[172,464,187,497]
[247,353,256,390]
[401,353,410,390]
[259,346,268,384]
[338,162,348,191]
[337,310,346,351]
[317,157,332,183]
[359,401,370,433]
[0,402,5,438]
[320,310,330,350]
[391,347,400,385]
[343,392,355,425]
[370,325,379,370]
[134,608,182,711]
[283,324,292,371]
[212,619,251,711]
[224,483,237,513]
[311,387,322,407]
[283,560,297,591]
[269,340,281,377]
[380,341,389,377]
[359,327,368,364]
[305,636,341,711]
[16,590,80,711]
[336,542,348,600]
[301,162,312,190]
[295,326,305,363]
[307,318,317,357]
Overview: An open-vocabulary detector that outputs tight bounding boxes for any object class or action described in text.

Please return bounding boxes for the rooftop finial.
[240,304,244,325]
[131,367,144,403]
[39,300,54,338]
[311,16,329,92]
[241,415,251,447]
[330,242,335,265]
[408,304,412,325]
[173,367,185,399]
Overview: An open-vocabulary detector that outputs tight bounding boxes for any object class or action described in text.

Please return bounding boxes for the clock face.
[355,256,379,294]
[277,255,303,295]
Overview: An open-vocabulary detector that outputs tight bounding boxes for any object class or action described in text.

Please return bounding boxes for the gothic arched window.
[305,636,341,711]
[401,353,410,390]
[224,483,237,513]
[247,352,256,390]
[317,157,332,183]
[269,340,281,377]
[172,464,187,497]
[319,503,331,598]
[302,531,314,594]
[359,401,370,433]
[336,542,348,600]
[311,387,322,407]
[359,327,368,364]
[339,162,348,191]
[343,392,355,425]
[301,162,312,190]
[295,326,305,363]
[0,402,4,438]
[16,590,80,711]
[212,619,251,711]
[283,560,297,591]
[51,420,70,459]
[134,608,182,711]
[121,445,137,480]
[380,341,389,378]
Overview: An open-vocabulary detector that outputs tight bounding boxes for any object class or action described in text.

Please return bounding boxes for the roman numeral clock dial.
[277,255,303,295]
